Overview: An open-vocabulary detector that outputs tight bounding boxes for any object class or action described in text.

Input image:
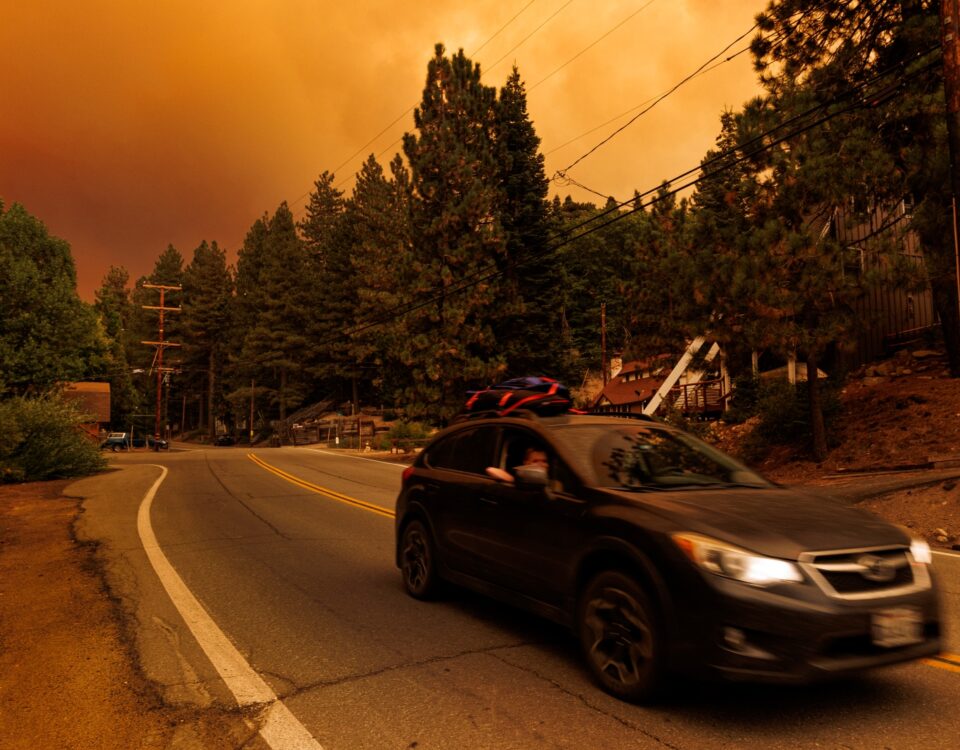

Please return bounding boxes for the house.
[62,382,111,441]
[592,358,671,415]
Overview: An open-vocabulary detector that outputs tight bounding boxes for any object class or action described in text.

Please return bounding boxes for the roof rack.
[587,410,659,422]
[451,408,542,424]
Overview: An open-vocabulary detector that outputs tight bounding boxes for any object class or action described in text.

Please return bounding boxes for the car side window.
[425,427,498,476]
[497,428,576,493]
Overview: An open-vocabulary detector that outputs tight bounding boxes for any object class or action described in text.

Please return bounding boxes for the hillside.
[706,347,960,549]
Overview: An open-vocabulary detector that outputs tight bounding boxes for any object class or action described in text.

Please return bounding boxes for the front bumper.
[685,576,941,684]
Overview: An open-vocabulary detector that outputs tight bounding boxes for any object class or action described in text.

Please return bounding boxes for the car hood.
[614,486,908,559]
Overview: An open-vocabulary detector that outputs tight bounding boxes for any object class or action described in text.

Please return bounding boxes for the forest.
[3,1,957,463]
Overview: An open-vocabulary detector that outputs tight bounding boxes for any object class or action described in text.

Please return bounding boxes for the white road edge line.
[137,465,324,750]
[304,447,409,468]
[933,549,960,559]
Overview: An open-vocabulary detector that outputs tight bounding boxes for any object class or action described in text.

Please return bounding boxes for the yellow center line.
[923,655,960,674]
[247,453,395,519]
[245,454,960,677]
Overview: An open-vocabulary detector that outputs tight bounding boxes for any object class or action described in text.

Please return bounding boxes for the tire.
[577,570,664,703]
[399,520,441,600]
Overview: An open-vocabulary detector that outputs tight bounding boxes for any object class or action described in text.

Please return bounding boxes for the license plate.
[871,607,923,648]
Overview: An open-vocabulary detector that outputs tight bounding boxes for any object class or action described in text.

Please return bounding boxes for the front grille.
[799,545,928,600]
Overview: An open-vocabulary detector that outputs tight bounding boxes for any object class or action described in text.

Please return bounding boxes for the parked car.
[395,411,940,702]
[214,434,235,446]
[100,432,130,451]
[131,435,169,449]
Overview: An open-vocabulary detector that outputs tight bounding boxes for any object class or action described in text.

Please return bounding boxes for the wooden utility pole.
[249,379,255,445]
[600,302,608,386]
[942,0,960,326]
[142,284,181,450]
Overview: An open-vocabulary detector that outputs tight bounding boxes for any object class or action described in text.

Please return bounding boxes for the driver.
[486,446,549,483]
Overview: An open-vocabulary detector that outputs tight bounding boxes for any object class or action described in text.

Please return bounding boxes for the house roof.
[593,376,660,407]
[616,356,672,378]
[63,382,111,423]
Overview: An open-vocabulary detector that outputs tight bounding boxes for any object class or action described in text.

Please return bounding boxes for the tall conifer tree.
[401,45,508,420]
[182,241,234,438]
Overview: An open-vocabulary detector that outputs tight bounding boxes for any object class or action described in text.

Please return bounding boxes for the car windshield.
[550,424,772,491]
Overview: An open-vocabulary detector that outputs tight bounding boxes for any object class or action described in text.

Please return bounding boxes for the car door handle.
[479,496,499,506]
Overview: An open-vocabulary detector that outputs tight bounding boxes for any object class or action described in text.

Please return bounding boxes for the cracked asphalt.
[61,447,960,750]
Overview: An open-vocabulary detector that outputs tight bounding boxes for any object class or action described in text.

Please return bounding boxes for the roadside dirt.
[0,480,256,749]
[706,348,960,549]
[1,347,957,748]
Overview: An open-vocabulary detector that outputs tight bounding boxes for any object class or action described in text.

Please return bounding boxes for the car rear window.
[424,427,498,476]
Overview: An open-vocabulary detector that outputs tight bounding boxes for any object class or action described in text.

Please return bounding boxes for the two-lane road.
[77,447,960,749]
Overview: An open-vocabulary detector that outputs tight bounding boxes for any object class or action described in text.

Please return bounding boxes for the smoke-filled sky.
[1,0,767,300]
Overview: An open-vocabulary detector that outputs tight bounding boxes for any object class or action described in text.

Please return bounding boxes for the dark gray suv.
[395,412,940,702]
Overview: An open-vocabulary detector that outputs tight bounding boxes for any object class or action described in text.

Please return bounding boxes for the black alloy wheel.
[400,520,440,599]
[578,570,663,702]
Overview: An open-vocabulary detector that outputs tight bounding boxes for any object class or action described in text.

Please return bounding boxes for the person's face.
[525,450,548,468]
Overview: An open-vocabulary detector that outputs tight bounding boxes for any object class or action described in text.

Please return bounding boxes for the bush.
[386,420,429,441]
[377,420,431,451]
[723,375,762,424]
[0,394,106,482]
[740,379,841,458]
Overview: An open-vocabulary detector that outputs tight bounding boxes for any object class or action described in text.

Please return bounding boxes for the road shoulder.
[0,470,257,749]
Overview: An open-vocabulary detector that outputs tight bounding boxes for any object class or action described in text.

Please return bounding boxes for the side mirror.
[514,464,549,488]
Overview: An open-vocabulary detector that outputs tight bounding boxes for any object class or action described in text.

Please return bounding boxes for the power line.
[472,0,540,56]
[481,0,577,77]
[544,43,753,157]
[325,0,578,196]
[554,22,759,180]
[329,50,941,344]
[285,2,543,208]
[529,0,659,91]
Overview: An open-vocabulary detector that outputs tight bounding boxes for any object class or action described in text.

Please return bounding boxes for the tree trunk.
[931,271,960,376]
[939,0,960,376]
[198,377,206,436]
[279,368,287,424]
[806,351,828,462]
[207,349,216,440]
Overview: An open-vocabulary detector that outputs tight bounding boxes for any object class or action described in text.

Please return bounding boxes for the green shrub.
[723,375,762,424]
[386,420,429,441]
[0,394,106,482]
[658,404,712,439]
[740,379,841,458]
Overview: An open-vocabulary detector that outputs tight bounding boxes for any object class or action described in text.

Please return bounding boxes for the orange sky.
[0,0,767,300]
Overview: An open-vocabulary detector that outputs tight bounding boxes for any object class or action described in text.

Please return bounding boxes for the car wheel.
[578,570,663,703]
[400,520,440,600]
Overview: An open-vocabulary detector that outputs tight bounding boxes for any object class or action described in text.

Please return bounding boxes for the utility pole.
[941,0,960,360]
[600,302,608,386]
[142,284,181,450]
[249,379,255,445]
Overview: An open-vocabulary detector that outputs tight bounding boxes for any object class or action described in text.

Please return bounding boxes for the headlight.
[910,538,932,565]
[672,532,803,587]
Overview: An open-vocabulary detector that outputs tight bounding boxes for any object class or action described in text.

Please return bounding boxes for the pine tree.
[752,1,959,374]
[299,170,351,394]
[345,154,415,409]
[181,241,234,438]
[93,265,141,426]
[400,44,508,421]
[0,202,107,395]
[236,203,313,426]
[493,67,563,377]
[689,82,917,459]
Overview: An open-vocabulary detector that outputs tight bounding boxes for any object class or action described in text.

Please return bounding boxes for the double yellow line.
[923,652,960,674]
[246,451,960,677]
[246,453,396,519]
